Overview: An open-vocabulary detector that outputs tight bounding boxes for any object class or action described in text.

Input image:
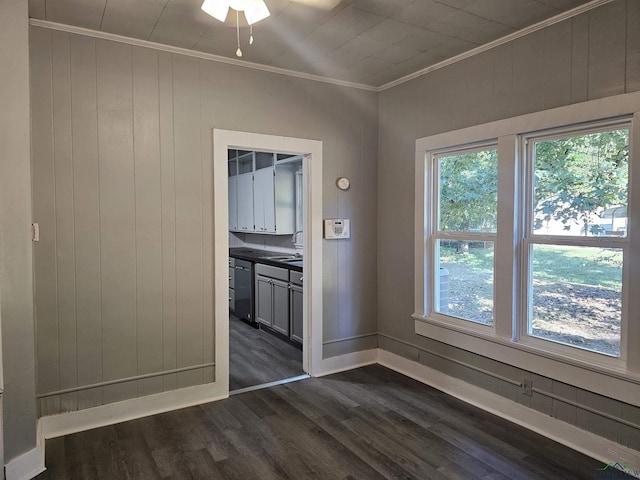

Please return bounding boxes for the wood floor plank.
[229,315,303,391]
[37,365,632,480]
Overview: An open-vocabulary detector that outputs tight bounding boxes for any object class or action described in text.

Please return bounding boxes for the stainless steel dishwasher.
[233,259,254,322]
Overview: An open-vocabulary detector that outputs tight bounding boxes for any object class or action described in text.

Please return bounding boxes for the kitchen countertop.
[230,247,303,272]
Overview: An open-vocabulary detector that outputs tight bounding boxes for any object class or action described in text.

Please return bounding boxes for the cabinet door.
[228,176,238,231]
[272,279,289,336]
[290,284,303,343]
[236,173,254,232]
[253,168,275,233]
[255,274,273,327]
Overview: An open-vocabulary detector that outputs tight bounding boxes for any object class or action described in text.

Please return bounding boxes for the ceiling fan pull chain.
[236,10,242,57]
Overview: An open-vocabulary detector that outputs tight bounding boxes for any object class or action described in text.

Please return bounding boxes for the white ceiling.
[29,0,596,88]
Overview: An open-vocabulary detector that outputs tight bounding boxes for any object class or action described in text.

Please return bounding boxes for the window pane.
[529,245,622,357]
[438,149,498,232]
[532,129,629,237]
[435,240,494,325]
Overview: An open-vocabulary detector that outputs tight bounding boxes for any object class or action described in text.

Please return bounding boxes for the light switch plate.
[324,219,350,239]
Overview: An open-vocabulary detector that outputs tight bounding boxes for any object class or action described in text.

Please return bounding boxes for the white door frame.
[213,129,323,389]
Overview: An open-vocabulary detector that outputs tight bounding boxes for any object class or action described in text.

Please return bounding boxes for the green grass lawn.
[440,244,622,289]
[438,243,622,356]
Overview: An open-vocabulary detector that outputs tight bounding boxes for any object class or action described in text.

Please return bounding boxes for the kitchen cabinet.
[228,176,238,231]
[289,271,303,344]
[228,149,297,234]
[253,167,276,233]
[236,172,254,232]
[253,165,295,234]
[229,258,235,311]
[228,155,238,231]
[255,264,290,336]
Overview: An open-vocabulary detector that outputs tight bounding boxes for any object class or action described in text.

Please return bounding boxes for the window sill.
[413,313,640,406]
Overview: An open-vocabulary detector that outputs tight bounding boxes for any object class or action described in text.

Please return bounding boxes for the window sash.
[427,144,498,327]
[518,120,630,362]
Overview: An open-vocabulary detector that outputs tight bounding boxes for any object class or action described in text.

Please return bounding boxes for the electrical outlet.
[522,378,533,396]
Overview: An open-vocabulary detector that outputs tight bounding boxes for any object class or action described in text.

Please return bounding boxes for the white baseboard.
[40,381,228,440]
[5,444,45,480]
[378,349,640,479]
[311,348,378,377]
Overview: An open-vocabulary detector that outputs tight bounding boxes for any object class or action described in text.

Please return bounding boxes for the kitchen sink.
[263,255,302,261]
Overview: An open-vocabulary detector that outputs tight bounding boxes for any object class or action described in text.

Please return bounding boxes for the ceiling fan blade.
[291,0,342,10]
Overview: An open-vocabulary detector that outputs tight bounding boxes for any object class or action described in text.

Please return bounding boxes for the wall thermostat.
[324,219,350,239]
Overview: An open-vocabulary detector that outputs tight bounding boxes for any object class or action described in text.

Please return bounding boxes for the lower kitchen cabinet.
[289,271,303,344]
[255,263,303,344]
[256,264,290,336]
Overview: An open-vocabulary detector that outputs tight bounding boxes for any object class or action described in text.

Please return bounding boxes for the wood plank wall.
[29,27,379,416]
[31,30,214,415]
[376,0,640,451]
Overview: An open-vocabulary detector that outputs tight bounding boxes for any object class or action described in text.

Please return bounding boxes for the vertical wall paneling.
[541,22,572,109]
[172,55,205,389]
[570,14,589,104]
[30,27,60,416]
[512,32,545,115]
[70,34,103,410]
[491,44,515,120]
[199,59,215,384]
[31,24,378,414]
[158,51,178,391]
[51,30,78,412]
[376,0,640,451]
[587,1,627,99]
[1,0,38,461]
[96,39,138,404]
[132,46,164,397]
[627,0,640,93]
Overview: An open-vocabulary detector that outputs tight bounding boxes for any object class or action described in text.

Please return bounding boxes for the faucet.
[292,230,303,247]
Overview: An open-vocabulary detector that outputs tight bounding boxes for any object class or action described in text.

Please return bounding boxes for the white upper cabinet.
[229,149,297,235]
[236,172,254,232]
[228,154,238,231]
[253,167,275,233]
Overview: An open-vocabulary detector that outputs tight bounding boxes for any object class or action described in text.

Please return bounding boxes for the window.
[430,146,498,326]
[414,93,640,392]
[522,124,629,357]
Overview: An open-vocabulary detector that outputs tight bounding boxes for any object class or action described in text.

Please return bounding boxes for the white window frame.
[518,120,631,369]
[427,143,498,332]
[413,91,640,406]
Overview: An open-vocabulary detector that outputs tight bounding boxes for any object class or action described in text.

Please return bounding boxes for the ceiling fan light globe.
[201,0,230,22]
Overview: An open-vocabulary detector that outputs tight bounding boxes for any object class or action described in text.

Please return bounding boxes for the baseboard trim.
[40,381,228,440]
[312,348,378,377]
[378,349,640,479]
[5,444,45,480]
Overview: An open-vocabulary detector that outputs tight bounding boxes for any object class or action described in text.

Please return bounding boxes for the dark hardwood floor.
[229,314,304,391]
[36,365,631,480]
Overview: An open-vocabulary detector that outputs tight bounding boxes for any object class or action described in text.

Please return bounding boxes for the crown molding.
[28,18,378,93]
[378,0,615,92]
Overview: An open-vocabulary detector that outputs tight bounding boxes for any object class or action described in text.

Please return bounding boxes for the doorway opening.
[227,148,305,392]
[212,130,323,396]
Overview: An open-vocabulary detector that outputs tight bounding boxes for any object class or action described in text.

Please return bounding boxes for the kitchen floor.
[229,314,304,391]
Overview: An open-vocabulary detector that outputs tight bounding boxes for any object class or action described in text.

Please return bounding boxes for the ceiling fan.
[201,0,341,57]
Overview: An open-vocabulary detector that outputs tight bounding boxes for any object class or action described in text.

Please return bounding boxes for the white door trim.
[213,130,323,381]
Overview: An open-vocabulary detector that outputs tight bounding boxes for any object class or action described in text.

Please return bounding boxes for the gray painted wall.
[29,27,378,415]
[0,0,38,464]
[377,0,640,451]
